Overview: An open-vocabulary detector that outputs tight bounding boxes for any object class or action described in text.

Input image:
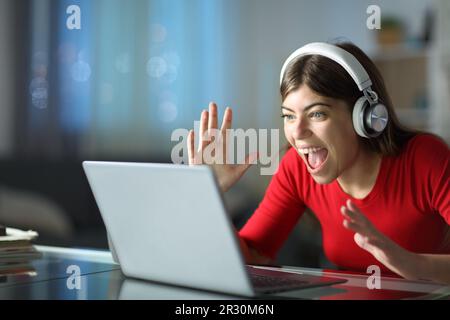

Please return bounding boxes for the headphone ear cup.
[352,96,370,138]
[366,103,389,135]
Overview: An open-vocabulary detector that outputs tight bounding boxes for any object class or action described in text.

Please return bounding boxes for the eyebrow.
[281,102,331,113]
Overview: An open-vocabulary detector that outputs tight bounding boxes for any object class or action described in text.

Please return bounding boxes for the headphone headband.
[280,42,389,138]
[279,42,372,92]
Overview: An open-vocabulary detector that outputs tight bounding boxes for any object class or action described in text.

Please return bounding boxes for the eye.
[281,114,295,121]
[309,111,326,119]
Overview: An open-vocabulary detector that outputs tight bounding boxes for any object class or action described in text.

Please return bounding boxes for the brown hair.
[280,41,419,156]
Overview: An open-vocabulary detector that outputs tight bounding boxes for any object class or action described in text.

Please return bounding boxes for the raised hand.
[187,102,258,193]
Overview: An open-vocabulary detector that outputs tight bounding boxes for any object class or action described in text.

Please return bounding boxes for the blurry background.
[0,0,448,269]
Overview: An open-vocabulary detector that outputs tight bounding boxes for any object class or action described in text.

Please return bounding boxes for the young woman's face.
[282,85,361,184]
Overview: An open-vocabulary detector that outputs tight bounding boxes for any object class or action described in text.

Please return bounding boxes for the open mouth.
[297,146,329,173]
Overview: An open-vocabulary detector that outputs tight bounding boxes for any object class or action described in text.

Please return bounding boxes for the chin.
[310,174,335,185]
[308,164,338,184]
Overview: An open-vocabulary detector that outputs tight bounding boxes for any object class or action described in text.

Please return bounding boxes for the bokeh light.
[162,51,181,67]
[161,64,178,84]
[70,60,92,82]
[29,76,48,109]
[146,56,167,78]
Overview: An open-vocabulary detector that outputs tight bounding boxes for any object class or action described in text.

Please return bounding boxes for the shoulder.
[396,134,449,184]
[272,146,309,189]
[407,133,449,153]
[283,146,302,163]
[403,133,449,164]
[277,146,306,175]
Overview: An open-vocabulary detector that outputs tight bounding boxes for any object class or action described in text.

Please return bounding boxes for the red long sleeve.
[239,134,450,273]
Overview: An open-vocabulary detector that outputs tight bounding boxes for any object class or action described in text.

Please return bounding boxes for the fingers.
[220,107,232,161]
[342,216,365,235]
[187,129,195,165]
[354,232,385,251]
[198,109,209,153]
[341,200,366,224]
[354,233,370,250]
[341,200,385,249]
[346,199,363,217]
[341,205,356,222]
[341,200,392,258]
[208,102,218,134]
[196,102,231,160]
[220,107,232,133]
[341,201,372,237]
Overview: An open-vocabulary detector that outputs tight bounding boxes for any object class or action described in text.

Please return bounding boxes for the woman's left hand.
[341,199,419,278]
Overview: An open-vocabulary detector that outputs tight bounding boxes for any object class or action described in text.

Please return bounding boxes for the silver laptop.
[82,161,346,297]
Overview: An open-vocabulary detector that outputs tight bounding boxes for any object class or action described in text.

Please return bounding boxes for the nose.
[291,117,311,140]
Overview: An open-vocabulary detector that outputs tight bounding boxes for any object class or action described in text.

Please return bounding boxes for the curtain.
[18,0,236,161]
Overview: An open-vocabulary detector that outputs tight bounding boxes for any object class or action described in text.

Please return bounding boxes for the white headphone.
[280,42,388,138]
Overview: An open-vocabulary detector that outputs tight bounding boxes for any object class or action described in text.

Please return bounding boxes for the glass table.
[0,246,448,300]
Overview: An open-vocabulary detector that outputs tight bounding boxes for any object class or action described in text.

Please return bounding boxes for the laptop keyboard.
[250,273,308,293]
[247,266,347,294]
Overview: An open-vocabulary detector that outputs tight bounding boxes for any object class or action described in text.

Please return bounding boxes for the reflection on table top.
[0,245,448,300]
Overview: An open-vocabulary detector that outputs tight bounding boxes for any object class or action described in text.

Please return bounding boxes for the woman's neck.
[337,147,382,200]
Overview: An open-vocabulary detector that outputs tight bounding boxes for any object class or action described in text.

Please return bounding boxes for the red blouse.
[239,134,450,273]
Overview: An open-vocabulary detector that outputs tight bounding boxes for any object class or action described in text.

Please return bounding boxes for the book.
[0,228,38,242]
[0,227,41,264]
[0,262,37,277]
[0,246,42,262]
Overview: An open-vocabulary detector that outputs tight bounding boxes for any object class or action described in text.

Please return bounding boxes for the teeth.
[298,147,323,154]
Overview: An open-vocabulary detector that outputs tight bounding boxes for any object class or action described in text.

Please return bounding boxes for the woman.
[187,42,450,284]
